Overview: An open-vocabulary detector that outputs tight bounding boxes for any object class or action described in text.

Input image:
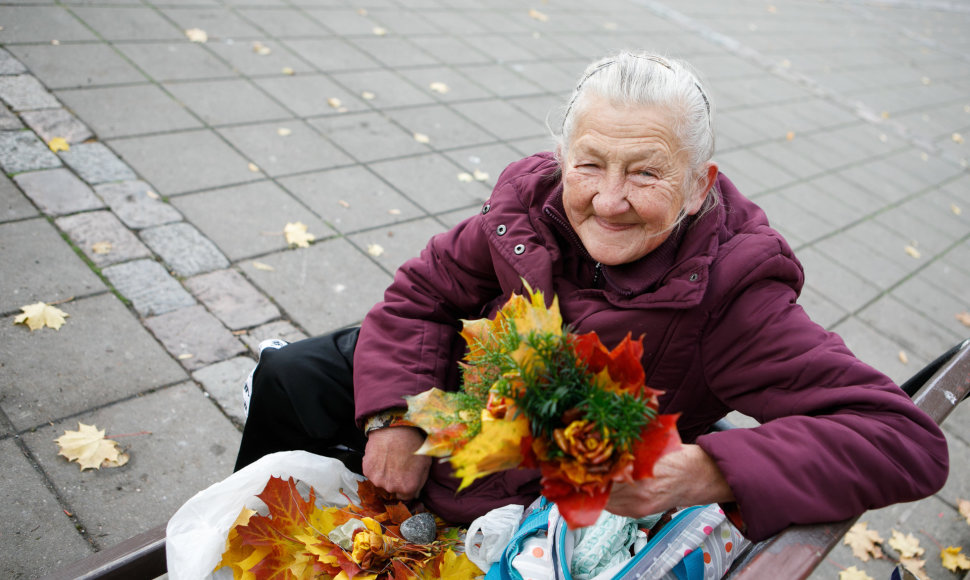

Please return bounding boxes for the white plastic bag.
[166,450,364,579]
[464,503,525,571]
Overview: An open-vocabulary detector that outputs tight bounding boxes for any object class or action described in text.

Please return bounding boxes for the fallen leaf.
[372,26,387,36]
[413,132,430,144]
[457,172,473,182]
[920,152,929,161]
[941,546,970,572]
[361,91,376,100]
[839,566,873,580]
[277,127,292,137]
[904,245,921,259]
[51,39,60,46]
[282,67,295,75]
[248,162,260,173]
[337,200,350,208]
[388,209,401,215]
[780,59,792,68]
[952,204,962,215]
[358,8,367,15]
[898,350,909,365]
[185,28,208,43]
[429,82,449,94]
[879,134,888,143]
[367,243,384,257]
[603,22,618,30]
[881,111,891,119]
[14,302,69,331]
[889,529,924,559]
[528,8,549,21]
[473,169,489,181]
[177,353,194,360]
[956,312,970,328]
[844,521,884,562]
[958,498,970,524]
[767,4,778,13]
[91,241,113,255]
[252,261,275,272]
[953,133,965,144]
[921,77,931,85]
[252,41,271,55]
[899,556,930,580]
[48,137,70,152]
[146,190,160,200]
[284,222,315,248]
[327,97,342,109]
[786,131,795,141]
[55,423,127,471]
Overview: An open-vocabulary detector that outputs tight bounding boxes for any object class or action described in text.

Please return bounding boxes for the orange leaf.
[631,414,681,479]
[541,474,611,528]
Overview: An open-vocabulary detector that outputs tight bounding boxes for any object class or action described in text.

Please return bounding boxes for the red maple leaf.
[631,414,681,479]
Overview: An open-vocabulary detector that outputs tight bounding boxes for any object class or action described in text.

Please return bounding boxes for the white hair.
[554,51,718,217]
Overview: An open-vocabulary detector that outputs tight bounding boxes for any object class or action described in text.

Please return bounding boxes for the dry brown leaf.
[372,26,387,36]
[48,137,70,152]
[388,209,401,215]
[277,127,291,137]
[952,203,962,215]
[252,261,275,272]
[839,566,873,580]
[91,241,112,255]
[51,39,60,46]
[146,190,160,200]
[429,82,449,94]
[14,302,69,331]
[413,132,430,144]
[367,243,384,257]
[252,41,271,55]
[958,498,970,524]
[767,4,778,13]
[785,131,795,141]
[457,172,473,183]
[889,529,924,559]
[953,133,965,144]
[898,350,909,365]
[357,8,368,15]
[881,111,891,119]
[844,522,884,562]
[337,200,350,208]
[177,353,194,360]
[247,162,260,173]
[361,91,376,100]
[528,8,549,21]
[920,152,929,161]
[956,312,970,328]
[185,28,208,43]
[903,245,921,259]
[284,222,315,248]
[898,556,930,580]
[603,22,618,30]
[879,134,888,143]
[941,546,970,572]
[921,77,931,85]
[327,97,342,109]
[282,67,295,75]
[55,423,128,471]
[473,169,489,181]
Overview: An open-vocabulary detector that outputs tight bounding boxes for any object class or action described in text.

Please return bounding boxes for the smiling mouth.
[594,217,636,231]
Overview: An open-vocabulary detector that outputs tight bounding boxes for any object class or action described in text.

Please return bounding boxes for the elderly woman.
[235,51,948,542]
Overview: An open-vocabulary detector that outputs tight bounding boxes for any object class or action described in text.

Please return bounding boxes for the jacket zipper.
[543,207,603,289]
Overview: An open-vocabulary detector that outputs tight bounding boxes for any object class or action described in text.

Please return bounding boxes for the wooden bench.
[43,338,970,580]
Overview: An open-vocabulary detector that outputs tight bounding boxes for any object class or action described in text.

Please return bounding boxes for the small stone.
[399,512,436,544]
[59,142,137,185]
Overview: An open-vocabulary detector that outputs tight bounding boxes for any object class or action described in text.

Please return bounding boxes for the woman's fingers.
[362,426,432,499]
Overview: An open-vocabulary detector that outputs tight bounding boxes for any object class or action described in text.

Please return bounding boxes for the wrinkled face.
[561,97,707,266]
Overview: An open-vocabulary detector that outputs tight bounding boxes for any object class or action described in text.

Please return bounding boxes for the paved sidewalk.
[1,0,968,578]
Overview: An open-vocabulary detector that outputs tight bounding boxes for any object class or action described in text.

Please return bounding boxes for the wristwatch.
[364,409,408,434]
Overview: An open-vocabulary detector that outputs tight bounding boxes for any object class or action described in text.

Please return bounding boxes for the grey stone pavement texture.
[0,0,968,577]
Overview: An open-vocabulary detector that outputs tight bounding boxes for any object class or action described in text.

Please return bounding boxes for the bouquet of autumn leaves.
[404,285,681,529]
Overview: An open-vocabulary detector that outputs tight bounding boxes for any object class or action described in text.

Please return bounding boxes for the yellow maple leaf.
[55,423,129,471]
[839,566,873,580]
[433,548,483,579]
[185,28,208,43]
[284,222,315,248]
[14,301,69,331]
[958,498,970,525]
[889,529,924,559]
[450,413,530,490]
[48,137,70,152]
[91,241,113,254]
[898,556,930,580]
[941,546,970,572]
[843,522,884,562]
[528,8,549,22]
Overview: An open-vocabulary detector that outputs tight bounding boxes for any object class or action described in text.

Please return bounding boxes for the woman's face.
[561,96,710,266]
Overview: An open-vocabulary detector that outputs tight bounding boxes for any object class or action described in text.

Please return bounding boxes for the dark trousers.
[234,327,367,473]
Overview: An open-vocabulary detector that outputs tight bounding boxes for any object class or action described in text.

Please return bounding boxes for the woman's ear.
[686,162,718,215]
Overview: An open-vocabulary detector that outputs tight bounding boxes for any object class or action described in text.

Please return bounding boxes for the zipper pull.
[593,262,602,287]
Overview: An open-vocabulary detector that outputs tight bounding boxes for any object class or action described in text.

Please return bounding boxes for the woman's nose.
[593,174,629,215]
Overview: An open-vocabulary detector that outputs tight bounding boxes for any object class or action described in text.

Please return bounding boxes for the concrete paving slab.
[831,315,927,387]
[0,171,38,222]
[301,7,380,35]
[115,42,235,83]
[0,218,103,314]
[452,63,546,99]
[20,108,93,144]
[58,142,138,185]
[7,43,145,89]
[108,129,259,196]
[0,293,188,430]
[0,6,98,43]
[21,382,241,551]
[797,286,849,330]
[171,179,331,261]
[144,304,246,371]
[451,99,549,142]
[0,438,94,579]
[102,258,196,317]
[184,268,279,330]
[307,111,428,164]
[368,153,491,214]
[13,167,103,216]
[278,165,423,234]
[445,143,528,187]
[253,74,367,118]
[0,74,59,112]
[281,38,380,72]
[240,320,308,353]
[856,295,963,363]
[56,84,202,139]
[347,217,446,275]
[330,69,435,110]
[140,221,229,277]
[217,120,353,177]
[94,180,183,230]
[206,41,313,77]
[394,65,493,104]
[56,210,152,267]
[191,356,254,427]
[160,7,265,40]
[0,130,62,173]
[0,47,28,75]
[162,79,290,127]
[234,7,331,36]
[797,246,884,313]
[0,102,23,130]
[238,239,390,335]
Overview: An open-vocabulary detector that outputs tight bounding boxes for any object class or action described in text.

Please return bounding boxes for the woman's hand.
[605,444,734,517]
[362,426,432,500]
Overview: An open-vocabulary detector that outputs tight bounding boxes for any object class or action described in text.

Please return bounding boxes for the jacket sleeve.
[693,277,949,541]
